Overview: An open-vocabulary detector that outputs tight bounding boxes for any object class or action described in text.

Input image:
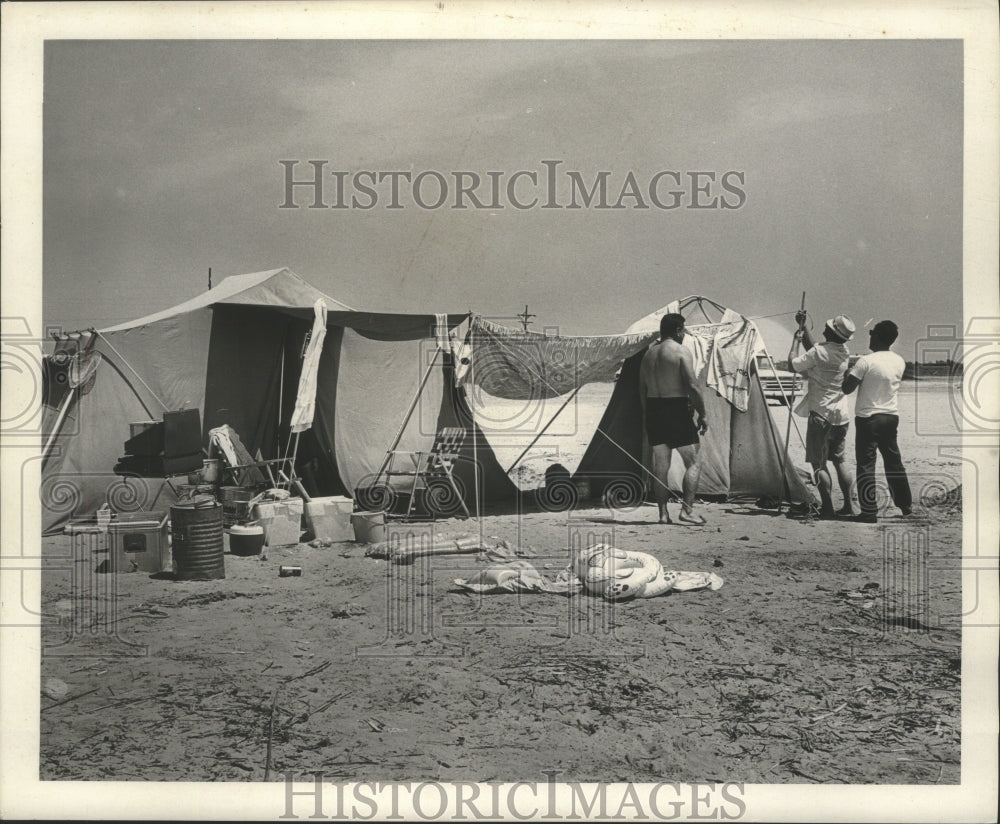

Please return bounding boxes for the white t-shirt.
[848,350,906,417]
[790,341,851,425]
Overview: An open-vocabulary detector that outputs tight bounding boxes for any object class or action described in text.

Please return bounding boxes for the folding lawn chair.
[380,426,471,520]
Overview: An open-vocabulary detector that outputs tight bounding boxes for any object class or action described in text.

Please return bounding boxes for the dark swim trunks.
[645,397,699,448]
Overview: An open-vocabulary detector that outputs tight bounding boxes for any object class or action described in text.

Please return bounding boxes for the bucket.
[170,501,225,581]
[221,486,255,527]
[304,496,354,542]
[228,524,265,556]
[351,511,387,544]
[202,458,221,483]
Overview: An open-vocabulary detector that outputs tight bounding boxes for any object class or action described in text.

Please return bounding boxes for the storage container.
[253,498,304,546]
[228,524,265,556]
[171,501,225,580]
[303,496,354,542]
[107,510,171,573]
[351,511,387,544]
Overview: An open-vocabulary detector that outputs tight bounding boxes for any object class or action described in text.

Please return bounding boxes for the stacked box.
[303,496,354,542]
[252,498,304,546]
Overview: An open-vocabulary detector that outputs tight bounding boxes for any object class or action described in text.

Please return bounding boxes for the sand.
[38,380,962,784]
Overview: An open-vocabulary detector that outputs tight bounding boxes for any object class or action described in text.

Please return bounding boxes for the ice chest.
[107,510,171,573]
[253,498,304,546]
[303,496,353,542]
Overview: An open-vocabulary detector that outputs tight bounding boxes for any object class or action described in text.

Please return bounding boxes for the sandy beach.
[38,379,963,784]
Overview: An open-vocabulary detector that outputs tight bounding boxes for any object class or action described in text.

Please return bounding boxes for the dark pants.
[855,414,912,517]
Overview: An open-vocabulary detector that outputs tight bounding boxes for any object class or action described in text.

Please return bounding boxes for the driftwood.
[365,535,485,564]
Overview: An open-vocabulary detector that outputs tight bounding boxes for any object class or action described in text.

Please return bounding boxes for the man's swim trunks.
[645,397,699,448]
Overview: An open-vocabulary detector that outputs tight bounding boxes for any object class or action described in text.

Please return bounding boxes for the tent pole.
[755,370,794,507]
[776,293,806,512]
[372,345,442,484]
[760,346,805,448]
[278,339,285,457]
[41,389,76,467]
[95,331,169,412]
[506,386,581,474]
[287,432,300,489]
[42,332,100,466]
[469,324,480,521]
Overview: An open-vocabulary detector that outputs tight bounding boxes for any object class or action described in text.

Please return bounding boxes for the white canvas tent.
[462,296,811,505]
[39,268,496,533]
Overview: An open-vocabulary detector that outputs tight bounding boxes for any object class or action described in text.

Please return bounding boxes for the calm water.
[474,378,964,487]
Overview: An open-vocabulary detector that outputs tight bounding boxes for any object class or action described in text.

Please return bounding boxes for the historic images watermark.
[279,160,747,211]
[279,772,747,820]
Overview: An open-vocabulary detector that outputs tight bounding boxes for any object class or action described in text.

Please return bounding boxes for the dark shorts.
[645,397,699,449]
[805,412,848,466]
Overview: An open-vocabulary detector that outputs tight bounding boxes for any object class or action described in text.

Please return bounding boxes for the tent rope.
[506,386,582,474]
[592,425,682,502]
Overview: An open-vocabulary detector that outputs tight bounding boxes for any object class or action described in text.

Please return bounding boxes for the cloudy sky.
[43,39,962,358]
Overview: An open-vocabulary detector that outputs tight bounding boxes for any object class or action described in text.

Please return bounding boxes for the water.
[473,378,964,492]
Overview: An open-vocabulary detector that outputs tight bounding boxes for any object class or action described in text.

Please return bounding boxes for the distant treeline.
[771,359,962,379]
[903,361,963,380]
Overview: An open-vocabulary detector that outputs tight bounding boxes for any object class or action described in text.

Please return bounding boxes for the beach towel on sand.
[454,544,723,600]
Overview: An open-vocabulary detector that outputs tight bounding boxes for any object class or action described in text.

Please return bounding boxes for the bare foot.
[678,509,706,526]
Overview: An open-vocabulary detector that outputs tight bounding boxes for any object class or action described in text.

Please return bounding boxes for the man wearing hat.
[789,311,857,517]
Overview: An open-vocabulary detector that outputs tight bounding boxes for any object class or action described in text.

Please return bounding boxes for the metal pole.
[41,332,99,465]
[777,292,806,512]
[278,339,285,457]
[506,386,581,474]
[470,337,480,521]
[372,345,442,484]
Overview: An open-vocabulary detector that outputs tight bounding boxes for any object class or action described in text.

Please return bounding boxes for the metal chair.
[381,427,471,519]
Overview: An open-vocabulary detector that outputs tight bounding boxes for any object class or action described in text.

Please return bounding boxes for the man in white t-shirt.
[842,320,913,523]
[789,311,856,517]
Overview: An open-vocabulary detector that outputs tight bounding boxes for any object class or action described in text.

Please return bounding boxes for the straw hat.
[825,315,856,342]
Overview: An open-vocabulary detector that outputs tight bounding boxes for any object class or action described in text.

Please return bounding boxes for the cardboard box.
[107,511,171,573]
[253,498,304,546]
[303,496,353,542]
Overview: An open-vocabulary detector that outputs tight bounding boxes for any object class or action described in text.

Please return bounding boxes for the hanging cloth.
[289,299,327,434]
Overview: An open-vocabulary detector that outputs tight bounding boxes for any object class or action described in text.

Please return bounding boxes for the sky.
[43,39,963,360]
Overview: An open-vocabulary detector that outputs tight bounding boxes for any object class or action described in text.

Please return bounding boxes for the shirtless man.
[638,313,708,525]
